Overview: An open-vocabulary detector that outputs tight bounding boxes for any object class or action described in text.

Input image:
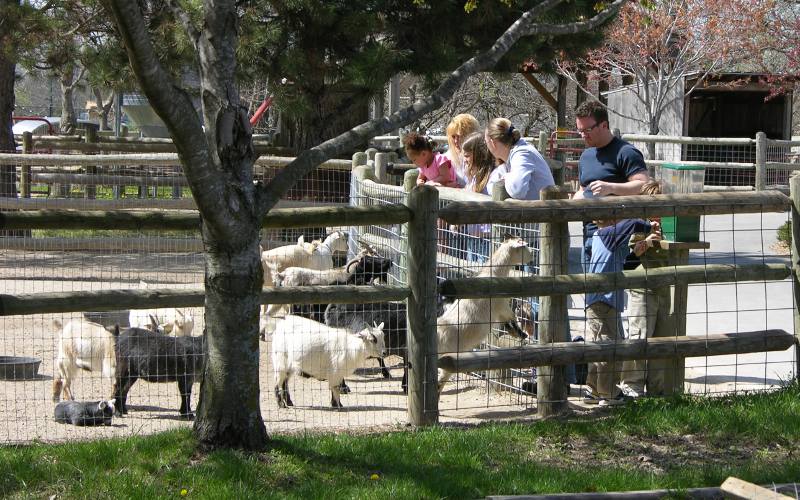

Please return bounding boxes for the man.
[573,101,650,267]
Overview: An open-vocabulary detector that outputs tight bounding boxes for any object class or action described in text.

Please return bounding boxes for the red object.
[249,96,273,127]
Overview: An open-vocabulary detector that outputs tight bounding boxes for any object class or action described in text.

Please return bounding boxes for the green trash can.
[660,163,704,242]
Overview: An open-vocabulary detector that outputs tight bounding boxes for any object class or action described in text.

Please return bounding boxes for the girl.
[460,132,501,262]
[403,132,459,188]
[446,113,480,187]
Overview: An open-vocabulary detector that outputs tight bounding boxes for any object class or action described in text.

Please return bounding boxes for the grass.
[2,385,800,499]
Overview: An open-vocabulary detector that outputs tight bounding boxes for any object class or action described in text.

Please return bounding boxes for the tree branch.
[259,0,626,213]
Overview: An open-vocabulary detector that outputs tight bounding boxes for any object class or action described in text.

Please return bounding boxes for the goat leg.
[377,357,391,379]
[177,376,194,420]
[338,380,351,394]
[282,379,294,407]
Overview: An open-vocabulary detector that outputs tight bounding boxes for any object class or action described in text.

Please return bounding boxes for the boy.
[583,216,652,407]
[618,181,675,398]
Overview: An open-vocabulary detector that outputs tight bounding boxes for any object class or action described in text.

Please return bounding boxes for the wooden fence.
[0,179,796,424]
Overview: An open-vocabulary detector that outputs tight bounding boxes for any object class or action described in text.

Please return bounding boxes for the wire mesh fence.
[0,147,796,444]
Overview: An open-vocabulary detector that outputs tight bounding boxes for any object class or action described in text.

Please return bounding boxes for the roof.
[12,117,61,135]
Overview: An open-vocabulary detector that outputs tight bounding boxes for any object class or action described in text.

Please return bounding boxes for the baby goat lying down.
[54,399,115,426]
[436,236,533,392]
[272,315,385,408]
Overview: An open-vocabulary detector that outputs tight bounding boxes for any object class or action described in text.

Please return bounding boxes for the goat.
[261,231,348,287]
[272,315,385,408]
[260,249,393,337]
[324,301,408,392]
[112,327,205,419]
[54,399,115,426]
[52,319,119,402]
[436,236,532,392]
[128,281,195,336]
[260,231,348,338]
[274,251,369,287]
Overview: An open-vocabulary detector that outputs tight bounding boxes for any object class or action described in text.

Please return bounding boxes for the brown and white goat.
[52,319,119,402]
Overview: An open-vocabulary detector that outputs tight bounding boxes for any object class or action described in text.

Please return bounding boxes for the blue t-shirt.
[586,219,651,310]
[578,136,647,188]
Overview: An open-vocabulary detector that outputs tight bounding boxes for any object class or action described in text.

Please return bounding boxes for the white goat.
[127,281,195,336]
[260,231,348,339]
[272,315,385,408]
[52,319,118,402]
[261,231,348,287]
[436,236,532,392]
[274,251,369,287]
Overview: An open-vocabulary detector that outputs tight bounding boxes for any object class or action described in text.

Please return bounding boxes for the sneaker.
[582,390,601,404]
[598,394,628,407]
[617,383,641,399]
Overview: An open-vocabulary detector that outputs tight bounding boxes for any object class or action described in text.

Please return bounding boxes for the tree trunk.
[60,67,77,136]
[193,224,268,450]
[0,10,18,200]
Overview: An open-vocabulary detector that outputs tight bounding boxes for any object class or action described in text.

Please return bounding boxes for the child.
[583,217,652,407]
[403,132,459,188]
[461,132,503,262]
[618,180,675,398]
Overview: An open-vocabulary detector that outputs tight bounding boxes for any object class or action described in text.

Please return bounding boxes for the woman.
[484,118,554,201]
[445,113,480,188]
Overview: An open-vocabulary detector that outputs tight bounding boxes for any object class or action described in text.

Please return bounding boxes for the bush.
[777,221,792,247]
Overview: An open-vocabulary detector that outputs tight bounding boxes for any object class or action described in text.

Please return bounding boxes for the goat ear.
[374,321,384,330]
[297,235,305,245]
[148,315,159,331]
[99,401,108,410]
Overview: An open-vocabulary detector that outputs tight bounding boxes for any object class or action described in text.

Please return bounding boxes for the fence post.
[790,173,800,379]
[756,131,767,192]
[406,185,439,426]
[374,152,388,183]
[537,186,570,416]
[352,151,368,170]
[20,132,32,198]
[85,127,97,200]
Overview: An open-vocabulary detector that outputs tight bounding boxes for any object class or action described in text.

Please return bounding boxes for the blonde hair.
[446,114,480,157]
[486,118,521,147]
[641,180,662,195]
[461,133,495,193]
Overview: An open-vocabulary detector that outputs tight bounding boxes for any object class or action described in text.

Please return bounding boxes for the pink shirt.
[418,153,456,186]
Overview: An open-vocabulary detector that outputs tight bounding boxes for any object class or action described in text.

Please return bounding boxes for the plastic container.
[660,163,704,242]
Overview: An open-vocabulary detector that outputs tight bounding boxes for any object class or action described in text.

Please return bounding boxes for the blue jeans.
[466,234,491,263]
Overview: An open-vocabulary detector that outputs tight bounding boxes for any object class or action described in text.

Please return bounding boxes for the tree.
[237,0,607,152]
[99,0,626,450]
[558,0,776,150]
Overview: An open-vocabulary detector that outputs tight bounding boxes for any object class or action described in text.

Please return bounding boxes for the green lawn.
[2,385,799,499]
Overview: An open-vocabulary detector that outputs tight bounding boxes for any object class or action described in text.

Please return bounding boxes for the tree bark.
[0,1,19,200]
[60,65,77,136]
[193,225,267,450]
